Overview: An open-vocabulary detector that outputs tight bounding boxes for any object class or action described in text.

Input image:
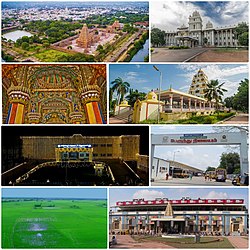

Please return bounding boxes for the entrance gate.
[151,131,248,176]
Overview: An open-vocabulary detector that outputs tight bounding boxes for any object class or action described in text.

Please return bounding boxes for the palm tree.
[110,77,130,105]
[204,80,227,109]
[126,89,146,106]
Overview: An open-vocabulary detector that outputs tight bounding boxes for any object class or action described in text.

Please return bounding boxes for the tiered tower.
[188,69,209,98]
[76,24,90,48]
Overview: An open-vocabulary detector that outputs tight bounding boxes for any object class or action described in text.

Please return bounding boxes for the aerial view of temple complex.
[2,1,149,62]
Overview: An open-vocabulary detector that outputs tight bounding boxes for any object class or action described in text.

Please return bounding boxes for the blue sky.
[151,1,249,30]
[109,64,248,99]
[109,188,248,207]
[151,125,246,171]
[2,188,107,199]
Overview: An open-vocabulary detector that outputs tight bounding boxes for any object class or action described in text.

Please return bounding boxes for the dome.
[120,100,128,105]
[146,91,158,101]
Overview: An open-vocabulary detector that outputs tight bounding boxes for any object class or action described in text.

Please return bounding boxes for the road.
[222,113,249,124]
[151,176,233,186]
[151,47,208,62]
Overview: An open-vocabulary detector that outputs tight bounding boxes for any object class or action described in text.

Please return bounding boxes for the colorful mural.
[2,64,107,124]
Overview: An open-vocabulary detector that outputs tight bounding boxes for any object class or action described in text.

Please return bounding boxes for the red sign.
[116,199,244,206]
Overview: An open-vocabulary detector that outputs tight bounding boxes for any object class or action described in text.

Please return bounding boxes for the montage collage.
[1,0,249,249]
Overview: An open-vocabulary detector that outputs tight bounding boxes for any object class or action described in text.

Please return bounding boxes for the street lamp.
[172,150,180,178]
[153,65,162,124]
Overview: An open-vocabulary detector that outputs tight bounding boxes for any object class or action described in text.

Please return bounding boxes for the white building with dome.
[165,11,240,47]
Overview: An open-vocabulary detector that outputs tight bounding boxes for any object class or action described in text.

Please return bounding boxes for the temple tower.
[188,69,209,98]
[76,24,89,48]
[188,11,203,45]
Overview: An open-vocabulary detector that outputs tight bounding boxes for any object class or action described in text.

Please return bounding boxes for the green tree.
[206,166,216,172]
[218,152,240,174]
[204,80,227,109]
[224,96,234,109]
[232,79,249,112]
[21,42,29,50]
[234,22,249,46]
[126,89,146,106]
[151,28,166,47]
[110,77,130,105]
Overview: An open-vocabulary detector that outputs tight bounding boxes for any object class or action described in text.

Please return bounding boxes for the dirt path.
[190,49,248,62]
[110,235,175,248]
[227,236,249,248]
[222,113,248,124]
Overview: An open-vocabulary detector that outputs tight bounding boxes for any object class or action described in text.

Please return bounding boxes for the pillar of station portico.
[242,215,248,233]
[225,215,231,234]
[195,215,199,232]
[199,101,202,110]
[208,215,212,232]
[121,215,127,231]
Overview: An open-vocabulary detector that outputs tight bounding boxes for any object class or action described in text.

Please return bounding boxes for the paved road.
[110,235,175,249]
[227,236,249,248]
[151,47,208,62]
[222,113,249,124]
[151,176,233,186]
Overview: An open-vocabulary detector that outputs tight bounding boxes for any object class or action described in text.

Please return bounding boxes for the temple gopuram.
[2,64,107,124]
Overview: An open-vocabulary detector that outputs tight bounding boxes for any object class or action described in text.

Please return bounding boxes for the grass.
[133,236,234,248]
[34,49,69,62]
[139,112,235,124]
[2,199,107,248]
[174,112,235,124]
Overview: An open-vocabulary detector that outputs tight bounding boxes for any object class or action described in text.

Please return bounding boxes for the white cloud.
[177,64,248,98]
[133,189,165,200]
[204,191,228,199]
[151,1,248,31]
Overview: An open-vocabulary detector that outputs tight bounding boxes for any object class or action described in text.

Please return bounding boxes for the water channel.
[131,39,149,62]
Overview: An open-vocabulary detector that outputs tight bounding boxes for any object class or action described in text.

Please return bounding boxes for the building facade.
[21,134,140,161]
[110,197,248,235]
[165,11,239,47]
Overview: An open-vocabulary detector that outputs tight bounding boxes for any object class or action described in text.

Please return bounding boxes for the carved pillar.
[6,85,30,124]
[80,85,105,124]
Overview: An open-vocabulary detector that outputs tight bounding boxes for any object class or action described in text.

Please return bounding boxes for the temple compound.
[114,69,220,123]
[56,21,123,54]
[2,64,107,124]
[110,197,248,235]
[165,11,240,47]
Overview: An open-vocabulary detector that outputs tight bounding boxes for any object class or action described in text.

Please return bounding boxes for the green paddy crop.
[2,199,107,248]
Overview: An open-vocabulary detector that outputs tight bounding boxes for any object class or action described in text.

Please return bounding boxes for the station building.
[110,197,248,235]
[165,11,240,47]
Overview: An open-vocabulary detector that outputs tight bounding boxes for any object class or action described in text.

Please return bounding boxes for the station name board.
[171,138,217,144]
